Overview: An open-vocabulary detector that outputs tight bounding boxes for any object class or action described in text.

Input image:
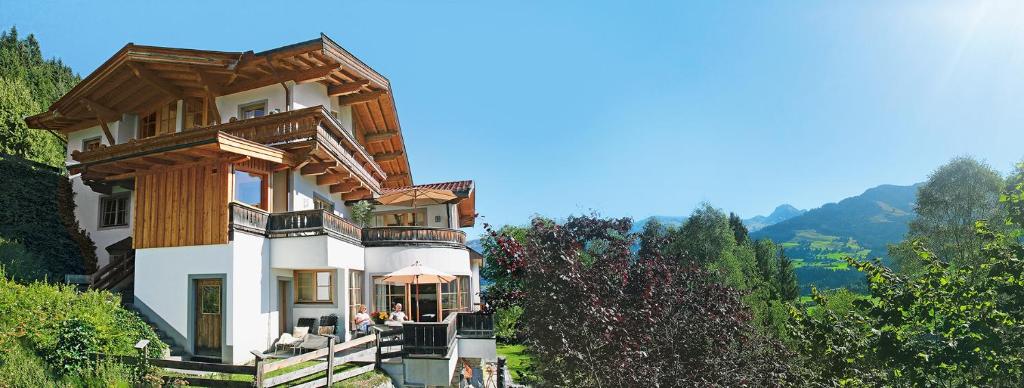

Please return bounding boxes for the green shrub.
[0,267,167,385]
[494,305,523,343]
[46,317,100,376]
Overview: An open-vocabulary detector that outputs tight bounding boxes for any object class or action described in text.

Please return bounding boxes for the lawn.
[496,344,534,382]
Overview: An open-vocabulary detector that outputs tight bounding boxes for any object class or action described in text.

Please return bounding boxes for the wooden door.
[195,278,222,357]
[278,280,289,335]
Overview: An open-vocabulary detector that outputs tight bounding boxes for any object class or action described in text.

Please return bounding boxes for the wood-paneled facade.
[133,162,231,248]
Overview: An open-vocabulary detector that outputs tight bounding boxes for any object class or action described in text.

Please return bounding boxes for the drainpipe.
[281,82,293,111]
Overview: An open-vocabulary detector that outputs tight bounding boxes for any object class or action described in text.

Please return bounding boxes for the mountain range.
[745,204,806,232]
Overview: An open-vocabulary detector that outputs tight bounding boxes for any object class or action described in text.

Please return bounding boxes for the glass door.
[410,284,439,322]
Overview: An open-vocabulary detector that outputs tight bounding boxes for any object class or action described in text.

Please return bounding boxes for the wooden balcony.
[229,203,362,244]
[403,312,459,358]
[456,312,495,339]
[362,226,467,248]
[230,204,468,250]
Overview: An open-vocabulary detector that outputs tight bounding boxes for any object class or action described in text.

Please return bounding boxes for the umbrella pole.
[416,276,421,321]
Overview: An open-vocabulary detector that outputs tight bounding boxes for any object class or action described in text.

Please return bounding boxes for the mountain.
[743,204,806,232]
[751,183,920,293]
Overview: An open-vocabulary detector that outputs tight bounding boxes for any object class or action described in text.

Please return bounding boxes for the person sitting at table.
[353,305,371,335]
[389,303,411,322]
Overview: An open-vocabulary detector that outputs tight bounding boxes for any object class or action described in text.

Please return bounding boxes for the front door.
[194,278,222,358]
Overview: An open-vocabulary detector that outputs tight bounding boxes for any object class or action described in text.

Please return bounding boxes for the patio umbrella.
[381,261,457,321]
[377,188,457,208]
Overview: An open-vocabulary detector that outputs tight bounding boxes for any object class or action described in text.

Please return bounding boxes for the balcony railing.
[456,312,495,339]
[403,312,458,358]
[362,227,467,248]
[229,204,468,249]
[229,203,361,244]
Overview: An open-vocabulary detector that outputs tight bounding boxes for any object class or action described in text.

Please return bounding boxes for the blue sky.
[4,1,1024,238]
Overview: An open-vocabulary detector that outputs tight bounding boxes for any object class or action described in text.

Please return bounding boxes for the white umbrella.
[381,261,456,321]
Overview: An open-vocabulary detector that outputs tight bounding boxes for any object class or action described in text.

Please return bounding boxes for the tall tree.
[776,248,799,301]
[895,157,1005,273]
[729,212,749,244]
[0,26,79,167]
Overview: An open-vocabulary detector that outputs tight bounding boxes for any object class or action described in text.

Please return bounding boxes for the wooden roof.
[26,34,413,188]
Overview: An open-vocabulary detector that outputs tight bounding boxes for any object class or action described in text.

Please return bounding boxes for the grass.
[497,344,534,382]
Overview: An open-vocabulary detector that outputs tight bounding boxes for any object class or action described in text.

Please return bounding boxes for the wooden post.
[325,335,336,386]
[134,339,150,384]
[374,327,382,367]
[497,357,507,388]
[251,350,266,388]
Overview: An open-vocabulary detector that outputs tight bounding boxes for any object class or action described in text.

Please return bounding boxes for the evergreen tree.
[776,248,799,301]
[728,212,749,244]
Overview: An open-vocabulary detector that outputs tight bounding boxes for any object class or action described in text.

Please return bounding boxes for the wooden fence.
[115,334,377,387]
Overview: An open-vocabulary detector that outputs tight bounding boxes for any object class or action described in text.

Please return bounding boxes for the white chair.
[274,326,309,354]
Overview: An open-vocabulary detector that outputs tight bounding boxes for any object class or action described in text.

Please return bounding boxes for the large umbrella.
[377,188,456,208]
[381,261,457,322]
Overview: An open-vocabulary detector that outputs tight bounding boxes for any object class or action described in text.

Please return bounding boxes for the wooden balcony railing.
[229,203,361,244]
[456,312,495,339]
[362,227,467,248]
[403,312,458,357]
[266,208,362,244]
[229,204,467,249]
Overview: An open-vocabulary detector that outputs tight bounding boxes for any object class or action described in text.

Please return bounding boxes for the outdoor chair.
[318,314,339,335]
[273,325,309,355]
[297,334,330,352]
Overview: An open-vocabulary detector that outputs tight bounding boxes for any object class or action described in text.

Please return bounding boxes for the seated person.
[353,305,371,334]
[389,303,411,322]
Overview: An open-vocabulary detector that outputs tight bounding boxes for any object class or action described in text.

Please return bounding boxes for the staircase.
[123,300,188,360]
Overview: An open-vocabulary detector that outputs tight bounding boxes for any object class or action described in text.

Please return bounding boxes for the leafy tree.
[790,167,1024,386]
[729,211,749,243]
[349,200,375,227]
[483,215,797,386]
[0,26,79,167]
[894,157,1005,274]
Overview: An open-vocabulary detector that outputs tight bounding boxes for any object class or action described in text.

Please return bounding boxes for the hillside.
[744,204,805,232]
[751,183,919,293]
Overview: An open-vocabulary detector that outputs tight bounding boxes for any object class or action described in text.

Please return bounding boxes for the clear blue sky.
[4,1,1024,238]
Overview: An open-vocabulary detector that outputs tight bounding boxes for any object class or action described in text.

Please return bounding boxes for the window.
[348,270,364,320]
[99,195,129,228]
[459,276,471,311]
[139,112,157,138]
[82,137,102,152]
[200,284,222,314]
[239,101,267,119]
[374,210,427,227]
[183,98,205,130]
[441,276,472,317]
[313,194,335,213]
[234,169,267,209]
[295,270,334,303]
[373,277,406,313]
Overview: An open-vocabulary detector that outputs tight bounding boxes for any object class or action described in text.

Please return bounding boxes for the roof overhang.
[70,130,293,182]
[25,34,414,188]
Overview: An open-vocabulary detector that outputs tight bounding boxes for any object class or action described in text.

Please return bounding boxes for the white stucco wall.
[215,85,287,122]
[364,246,472,276]
[270,235,364,270]
[292,82,330,110]
[70,176,134,269]
[134,233,274,365]
[134,243,234,356]
[291,171,346,214]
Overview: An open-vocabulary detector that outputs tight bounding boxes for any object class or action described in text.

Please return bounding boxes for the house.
[26,34,495,385]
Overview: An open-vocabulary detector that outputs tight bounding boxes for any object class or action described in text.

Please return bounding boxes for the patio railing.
[456,312,495,338]
[362,226,466,248]
[402,312,458,357]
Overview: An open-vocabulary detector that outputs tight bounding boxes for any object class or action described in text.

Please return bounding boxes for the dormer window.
[239,101,267,120]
